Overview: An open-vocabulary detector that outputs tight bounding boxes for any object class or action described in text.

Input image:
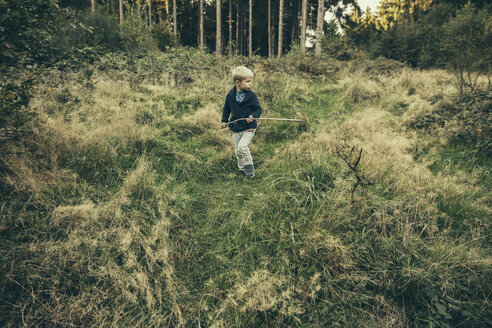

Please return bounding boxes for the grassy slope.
[0,51,490,327]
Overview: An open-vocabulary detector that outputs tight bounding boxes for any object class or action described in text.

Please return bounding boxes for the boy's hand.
[246,115,254,123]
[220,123,227,129]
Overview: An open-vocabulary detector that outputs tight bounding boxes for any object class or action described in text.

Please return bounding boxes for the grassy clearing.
[0,50,490,327]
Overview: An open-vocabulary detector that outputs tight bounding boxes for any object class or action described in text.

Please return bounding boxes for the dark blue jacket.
[221,87,263,132]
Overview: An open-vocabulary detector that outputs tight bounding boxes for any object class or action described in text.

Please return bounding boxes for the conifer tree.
[249,0,253,57]
[173,0,177,38]
[228,0,233,54]
[236,1,240,55]
[300,0,308,52]
[278,0,284,57]
[315,0,325,55]
[119,0,123,25]
[148,0,152,27]
[216,0,222,56]
[268,0,272,57]
[199,0,204,48]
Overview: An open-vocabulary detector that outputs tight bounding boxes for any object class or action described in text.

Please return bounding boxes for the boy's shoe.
[238,170,246,176]
[243,165,255,178]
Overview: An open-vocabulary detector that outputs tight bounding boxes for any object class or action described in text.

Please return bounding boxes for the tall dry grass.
[0,51,489,327]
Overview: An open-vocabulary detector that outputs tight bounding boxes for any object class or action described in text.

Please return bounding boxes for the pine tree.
[249,0,253,57]
[228,0,233,54]
[119,0,123,25]
[199,0,204,48]
[268,0,272,57]
[315,0,325,55]
[216,0,222,56]
[148,0,152,27]
[173,0,177,38]
[300,0,308,52]
[278,0,284,57]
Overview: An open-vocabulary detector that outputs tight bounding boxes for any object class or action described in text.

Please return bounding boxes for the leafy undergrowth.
[1,50,490,327]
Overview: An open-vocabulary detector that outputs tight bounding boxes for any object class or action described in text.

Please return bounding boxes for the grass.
[0,50,490,327]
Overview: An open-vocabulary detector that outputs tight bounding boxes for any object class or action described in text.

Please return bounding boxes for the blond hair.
[232,66,254,82]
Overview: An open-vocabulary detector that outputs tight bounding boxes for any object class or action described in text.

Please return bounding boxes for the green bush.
[152,20,175,51]
[77,9,122,50]
[438,89,491,151]
[407,88,491,153]
[350,2,491,74]
[441,2,492,94]
[50,9,122,58]
[322,20,354,61]
[120,4,156,56]
[348,56,407,75]
[0,70,37,160]
[0,0,65,65]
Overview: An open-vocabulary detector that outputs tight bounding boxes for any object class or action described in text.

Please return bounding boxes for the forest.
[1,0,491,327]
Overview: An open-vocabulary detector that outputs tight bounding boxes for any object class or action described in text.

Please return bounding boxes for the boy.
[221,66,262,178]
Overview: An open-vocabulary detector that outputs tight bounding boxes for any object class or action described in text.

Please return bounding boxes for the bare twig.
[335,141,375,203]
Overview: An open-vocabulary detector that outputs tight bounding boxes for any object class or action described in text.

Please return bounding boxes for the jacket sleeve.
[221,94,231,123]
[251,94,262,118]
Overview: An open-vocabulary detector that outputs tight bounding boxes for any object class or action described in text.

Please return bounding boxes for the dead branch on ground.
[335,141,375,203]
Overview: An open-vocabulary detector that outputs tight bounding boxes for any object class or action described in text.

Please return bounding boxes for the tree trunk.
[236,2,239,55]
[229,0,233,55]
[315,0,324,55]
[272,0,276,57]
[91,0,95,12]
[173,0,177,38]
[268,0,272,58]
[300,0,307,52]
[248,0,252,57]
[291,16,296,45]
[278,0,284,57]
[243,19,247,56]
[240,15,244,56]
[199,0,204,48]
[144,1,148,24]
[148,0,152,27]
[216,0,222,56]
[292,4,300,45]
[119,0,123,25]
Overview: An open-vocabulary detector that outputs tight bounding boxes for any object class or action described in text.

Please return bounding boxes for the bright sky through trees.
[357,0,381,11]
[321,0,381,37]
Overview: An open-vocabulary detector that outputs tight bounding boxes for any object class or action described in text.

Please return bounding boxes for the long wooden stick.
[225,117,303,125]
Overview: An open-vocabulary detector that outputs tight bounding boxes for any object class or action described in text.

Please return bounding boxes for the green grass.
[429,139,491,188]
[1,50,490,327]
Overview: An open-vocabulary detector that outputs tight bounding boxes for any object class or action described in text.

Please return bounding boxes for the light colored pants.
[232,129,255,170]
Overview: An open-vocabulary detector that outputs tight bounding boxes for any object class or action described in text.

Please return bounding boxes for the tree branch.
[335,142,375,203]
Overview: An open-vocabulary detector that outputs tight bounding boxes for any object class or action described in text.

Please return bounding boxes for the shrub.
[349,56,407,75]
[78,9,122,50]
[0,0,65,65]
[437,89,492,151]
[50,9,122,57]
[407,88,491,153]
[322,20,355,61]
[441,2,492,94]
[152,20,175,51]
[0,70,37,161]
[120,4,156,56]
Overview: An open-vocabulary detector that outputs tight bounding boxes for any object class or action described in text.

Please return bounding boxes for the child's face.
[235,78,253,92]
